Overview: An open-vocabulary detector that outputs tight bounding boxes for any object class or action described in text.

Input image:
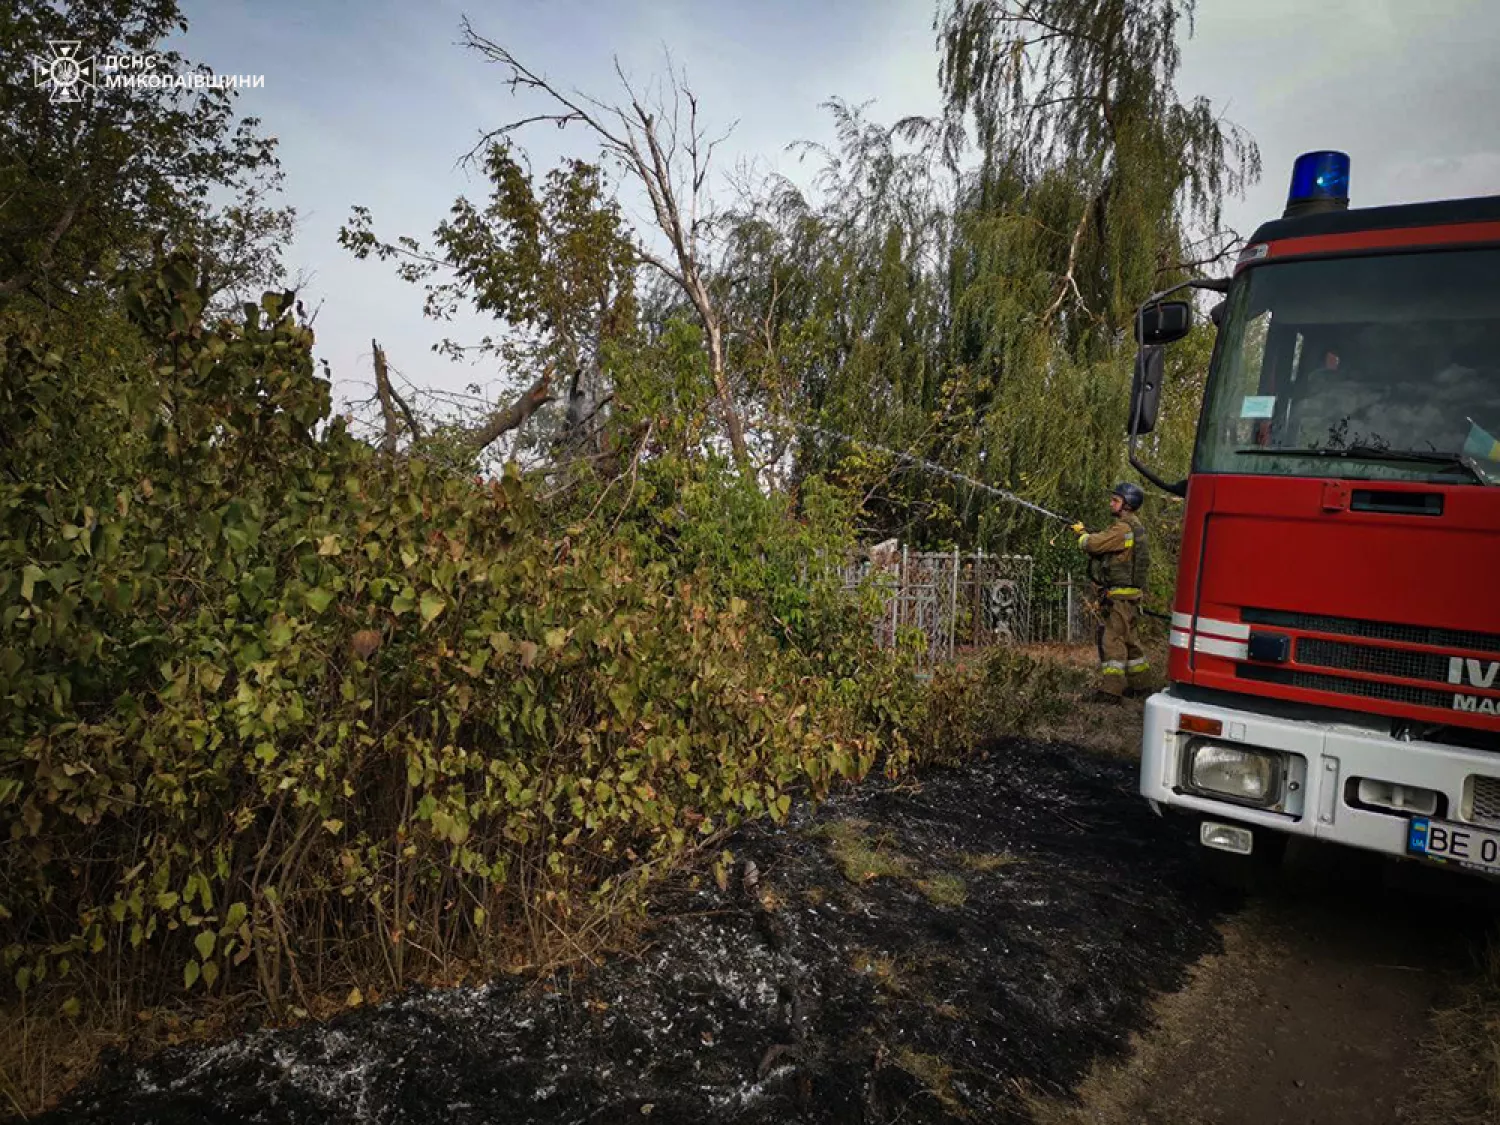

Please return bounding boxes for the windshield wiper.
[1236,445,1494,484]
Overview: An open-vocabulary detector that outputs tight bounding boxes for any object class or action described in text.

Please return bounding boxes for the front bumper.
[1141,688,1500,860]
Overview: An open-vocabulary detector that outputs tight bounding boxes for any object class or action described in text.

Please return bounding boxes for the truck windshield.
[1195,247,1500,485]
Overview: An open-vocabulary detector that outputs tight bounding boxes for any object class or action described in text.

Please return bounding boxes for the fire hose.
[787,418,1173,621]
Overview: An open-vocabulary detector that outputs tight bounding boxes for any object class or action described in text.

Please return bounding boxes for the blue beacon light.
[1283,150,1350,217]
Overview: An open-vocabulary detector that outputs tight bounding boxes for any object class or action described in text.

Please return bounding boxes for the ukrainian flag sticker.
[1465,420,1500,462]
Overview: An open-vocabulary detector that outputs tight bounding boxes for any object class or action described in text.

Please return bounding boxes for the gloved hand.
[1070,522,1086,535]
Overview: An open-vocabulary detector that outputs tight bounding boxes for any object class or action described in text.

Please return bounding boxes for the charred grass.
[32,739,1231,1124]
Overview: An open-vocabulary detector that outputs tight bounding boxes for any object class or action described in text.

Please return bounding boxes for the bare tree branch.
[461,25,752,475]
[1041,204,1091,326]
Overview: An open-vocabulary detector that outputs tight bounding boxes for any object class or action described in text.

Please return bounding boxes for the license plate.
[1407,817,1500,875]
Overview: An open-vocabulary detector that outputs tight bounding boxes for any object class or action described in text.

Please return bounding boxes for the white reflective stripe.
[1169,629,1191,649]
[1194,636,1249,660]
[1170,612,1193,631]
[1195,616,1251,640]
[1102,660,1126,670]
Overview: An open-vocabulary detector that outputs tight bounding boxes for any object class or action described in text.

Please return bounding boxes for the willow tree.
[935,0,1259,338]
[922,0,1259,558]
[712,100,965,530]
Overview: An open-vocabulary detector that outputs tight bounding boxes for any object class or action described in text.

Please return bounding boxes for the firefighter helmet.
[1112,482,1145,511]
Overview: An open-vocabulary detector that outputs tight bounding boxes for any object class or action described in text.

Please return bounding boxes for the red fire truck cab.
[1129,151,1500,879]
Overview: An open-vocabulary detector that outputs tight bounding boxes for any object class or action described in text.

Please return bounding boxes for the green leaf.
[20,564,44,602]
[419,593,446,624]
[224,902,248,931]
[202,961,220,988]
[195,931,215,960]
[305,588,334,614]
[184,960,201,989]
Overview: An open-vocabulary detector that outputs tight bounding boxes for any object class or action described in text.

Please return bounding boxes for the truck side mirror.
[1135,300,1192,345]
[1129,346,1164,436]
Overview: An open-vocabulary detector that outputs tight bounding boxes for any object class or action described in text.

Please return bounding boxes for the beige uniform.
[1078,512,1150,696]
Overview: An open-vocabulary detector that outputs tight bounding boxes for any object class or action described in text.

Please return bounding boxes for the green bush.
[0,254,921,1017]
[910,647,1081,767]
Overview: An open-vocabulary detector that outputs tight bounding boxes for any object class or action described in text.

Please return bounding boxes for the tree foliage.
[691,4,1257,591]
[0,0,292,314]
[934,0,1260,335]
[0,251,928,1021]
[341,146,636,463]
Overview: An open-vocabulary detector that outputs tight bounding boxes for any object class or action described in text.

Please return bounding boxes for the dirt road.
[1035,837,1497,1125]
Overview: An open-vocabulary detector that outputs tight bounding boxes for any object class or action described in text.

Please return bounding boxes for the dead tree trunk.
[372,339,420,453]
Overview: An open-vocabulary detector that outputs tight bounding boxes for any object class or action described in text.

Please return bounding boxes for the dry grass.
[957,851,1021,873]
[894,1047,969,1117]
[1015,642,1103,673]
[816,819,916,885]
[0,1013,115,1120]
[850,950,908,995]
[1409,937,1500,1125]
[1013,639,1167,762]
[0,994,255,1120]
[914,874,969,908]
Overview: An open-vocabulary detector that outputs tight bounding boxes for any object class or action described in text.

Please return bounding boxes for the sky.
[172,0,1500,415]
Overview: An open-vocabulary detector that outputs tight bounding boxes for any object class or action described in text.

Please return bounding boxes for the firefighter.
[1071,483,1151,702]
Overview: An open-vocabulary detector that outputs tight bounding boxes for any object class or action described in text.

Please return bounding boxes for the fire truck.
[1127,151,1500,881]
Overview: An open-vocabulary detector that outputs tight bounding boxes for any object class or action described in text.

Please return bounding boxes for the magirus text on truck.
[1126,150,1500,882]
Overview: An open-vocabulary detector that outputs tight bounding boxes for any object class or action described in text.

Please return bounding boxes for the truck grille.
[1295,638,1453,686]
[1243,608,1500,658]
[1471,776,1500,829]
[1237,664,1459,711]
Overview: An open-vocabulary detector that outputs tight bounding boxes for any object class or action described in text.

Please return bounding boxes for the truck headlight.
[1185,742,1282,807]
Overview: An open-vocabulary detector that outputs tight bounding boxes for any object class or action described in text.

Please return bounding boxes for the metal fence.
[840,545,1090,671]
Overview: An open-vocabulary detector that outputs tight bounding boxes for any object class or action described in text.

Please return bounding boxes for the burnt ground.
[31,740,1232,1125]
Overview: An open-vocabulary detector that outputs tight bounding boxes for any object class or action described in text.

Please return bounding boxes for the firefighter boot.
[1092,673,1126,705]
[1126,660,1154,698]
